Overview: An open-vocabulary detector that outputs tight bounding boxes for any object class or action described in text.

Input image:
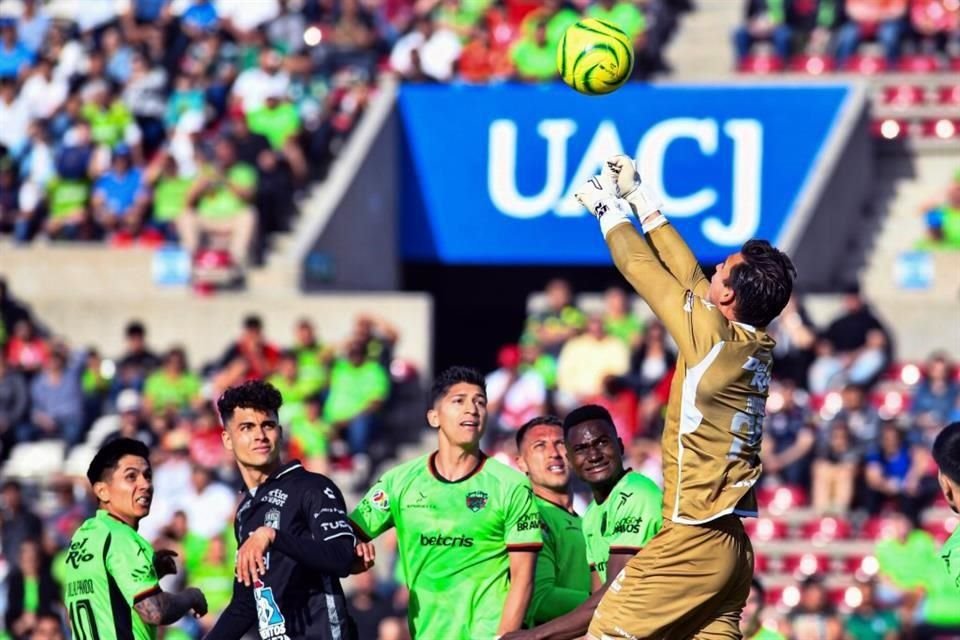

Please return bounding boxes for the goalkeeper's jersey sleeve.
[526,495,590,625]
[582,470,662,582]
[606,223,775,524]
[63,510,160,640]
[350,452,542,640]
[942,527,960,591]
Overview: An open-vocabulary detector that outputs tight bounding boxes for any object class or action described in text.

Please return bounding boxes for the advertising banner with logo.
[398,83,853,266]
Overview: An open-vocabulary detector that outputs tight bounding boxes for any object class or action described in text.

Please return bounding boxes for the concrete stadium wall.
[0,247,433,374]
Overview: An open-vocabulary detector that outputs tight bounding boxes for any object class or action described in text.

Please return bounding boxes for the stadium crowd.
[733,0,960,72]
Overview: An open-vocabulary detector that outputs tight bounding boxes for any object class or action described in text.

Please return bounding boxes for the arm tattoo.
[134,591,196,625]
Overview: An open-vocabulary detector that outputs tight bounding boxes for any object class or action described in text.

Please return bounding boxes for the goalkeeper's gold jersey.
[606,222,774,524]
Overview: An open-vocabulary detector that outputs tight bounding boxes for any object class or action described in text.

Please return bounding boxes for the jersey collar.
[427,450,487,484]
[238,460,303,494]
[97,508,138,531]
[534,493,578,516]
[593,468,633,506]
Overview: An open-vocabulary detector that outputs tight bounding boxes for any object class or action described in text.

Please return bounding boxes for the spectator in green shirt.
[246,91,307,181]
[177,138,257,266]
[143,347,202,415]
[267,350,324,424]
[323,338,389,457]
[523,279,585,356]
[145,151,192,241]
[603,286,644,349]
[844,580,900,640]
[291,318,331,393]
[288,395,331,474]
[511,19,558,82]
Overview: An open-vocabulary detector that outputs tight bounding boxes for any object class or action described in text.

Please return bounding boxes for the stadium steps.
[665,0,740,78]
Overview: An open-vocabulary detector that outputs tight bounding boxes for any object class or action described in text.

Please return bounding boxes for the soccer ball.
[557,18,635,95]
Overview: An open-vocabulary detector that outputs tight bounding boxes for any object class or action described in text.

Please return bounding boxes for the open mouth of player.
[585,460,610,475]
[135,494,152,507]
[460,419,480,430]
[546,462,566,474]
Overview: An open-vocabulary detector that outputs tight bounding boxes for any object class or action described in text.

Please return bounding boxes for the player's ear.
[617,437,625,455]
[426,408,440,429]
[516,454,529,474]
[93,480,109,504]
[220,427,234,452]
[940,471,958,512]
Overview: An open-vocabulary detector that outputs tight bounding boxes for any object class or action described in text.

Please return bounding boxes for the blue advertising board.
[398,83,852,265]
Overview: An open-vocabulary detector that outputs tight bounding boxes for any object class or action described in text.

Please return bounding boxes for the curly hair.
[217,380,283,425]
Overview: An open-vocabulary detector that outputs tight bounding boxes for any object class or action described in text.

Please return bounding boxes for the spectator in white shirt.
[230,48,290,113]
[180,464,236,540]
[390,15,462,82]
[19,57,67,121]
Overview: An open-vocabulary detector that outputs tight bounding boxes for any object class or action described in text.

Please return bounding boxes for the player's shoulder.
[376,453,433,487]
[70,514,109,545]
[482,455,530,486]
[622,470,662,497]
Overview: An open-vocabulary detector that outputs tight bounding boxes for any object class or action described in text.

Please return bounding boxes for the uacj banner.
[398,83,852,265]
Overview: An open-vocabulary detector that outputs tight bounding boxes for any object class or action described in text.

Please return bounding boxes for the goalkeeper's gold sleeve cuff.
[641,211,669,234]
[624,183,663,221]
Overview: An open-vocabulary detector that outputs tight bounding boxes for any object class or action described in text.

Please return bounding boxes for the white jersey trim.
[672,341,726,522]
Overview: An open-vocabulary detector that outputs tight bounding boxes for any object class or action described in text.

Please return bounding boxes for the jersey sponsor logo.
[405,490,434,510]
[323,487,336,500]
[742,355,772,393]
[265,508,281,530]
[66,579,95,598]
[371,490,390,510]
[419,533,475,548]
[611,516,644,535]
[313,507,346,518]
[131,564,157,582]
[65,538,94,569]
[465,490,488,512]
[262,489,288,507]
[254,579,289,640]
[515,513,543,532]
[319,520,351,533]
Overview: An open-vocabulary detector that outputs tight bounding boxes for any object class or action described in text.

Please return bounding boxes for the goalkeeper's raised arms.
[573,176,633,239]
[602,155,667,233]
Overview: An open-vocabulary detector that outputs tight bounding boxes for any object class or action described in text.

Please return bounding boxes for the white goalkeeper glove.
[574,175,632,239]
[603,155,668,233]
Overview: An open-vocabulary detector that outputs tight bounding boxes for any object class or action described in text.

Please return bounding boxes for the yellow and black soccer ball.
[557,18,635,95]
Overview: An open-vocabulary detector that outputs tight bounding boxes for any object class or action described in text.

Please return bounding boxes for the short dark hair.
[429,366,486,406]
[933,422,960,485]
[125,320,146,338]
[87,438,151,486]
[243,314,263,331]
[217,380,283,425]
[728,240,797,327]
[562,404,614,437]
[516,415,563,449]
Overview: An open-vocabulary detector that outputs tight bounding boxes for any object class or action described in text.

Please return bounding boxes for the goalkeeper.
[504,156,796,640]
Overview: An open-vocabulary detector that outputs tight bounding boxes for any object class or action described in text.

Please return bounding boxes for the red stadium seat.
[923,516,959,543]
[802,516,852,544]
[783,553,830,576]
[921,118,959,139]
[844,554,880,577]
[758,485,809,514]
[862,516,900,540]
[939,85,960,105]
[738,54,784,74]
[845,54,887,74]
[897,54,940,73]
[881,85,926,107]
[765,585,786,606]
[790,54,835,74]
[745,517,789,542]
[754,553,770,573]
[950,57,960,72]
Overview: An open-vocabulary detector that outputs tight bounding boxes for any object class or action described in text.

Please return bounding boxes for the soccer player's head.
[516,416,569,492]
[427,366,487,448]
[563,404,624,489]
[86,437,153,525]
[707,240,796,328]
[933,422,960,514]
[218,380,284,470]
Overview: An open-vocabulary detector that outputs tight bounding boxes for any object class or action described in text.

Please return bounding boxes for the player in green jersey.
[563,405,662,588]
[515,415,591,625]
[932,421,960,591]
[63,438,207,640]
[349,366,543,639]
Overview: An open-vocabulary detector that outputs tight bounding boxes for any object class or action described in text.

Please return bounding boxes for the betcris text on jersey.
[398,84,851,266]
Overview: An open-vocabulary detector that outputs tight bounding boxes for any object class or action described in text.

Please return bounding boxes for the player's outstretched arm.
[134,588,207,626]
[498,550,538,635]
[529,545,590,625]
[605,155,708,296]
[502,578,610,640]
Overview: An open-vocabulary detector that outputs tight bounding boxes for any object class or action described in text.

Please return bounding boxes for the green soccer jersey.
[63,510,160,640]
[941,526,960,591]
[582,470,663,582]
[527,496,590,625]
[350,452,543,639]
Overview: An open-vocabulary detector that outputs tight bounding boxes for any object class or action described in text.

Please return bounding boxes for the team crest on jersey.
[254,580,289,639]
[371,490,389,510]
[466,491,488,512]
[264,508,281,530]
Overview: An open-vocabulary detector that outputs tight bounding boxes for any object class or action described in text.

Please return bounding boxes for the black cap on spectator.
[515,415,563,449]
[86,438,151,486]
[562,404,614,437]
[933,422,960,484]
